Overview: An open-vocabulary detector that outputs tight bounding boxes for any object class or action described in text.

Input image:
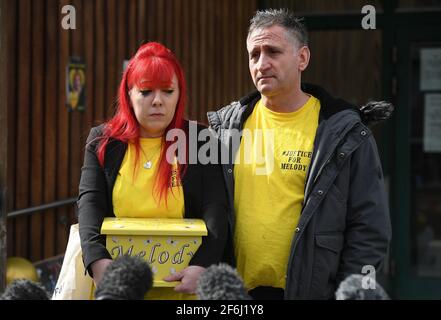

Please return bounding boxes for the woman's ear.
[127,89,133,108]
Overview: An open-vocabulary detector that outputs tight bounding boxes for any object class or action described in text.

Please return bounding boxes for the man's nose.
[256,54,270,72]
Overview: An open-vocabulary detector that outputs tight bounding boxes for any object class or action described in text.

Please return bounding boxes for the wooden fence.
[1,0,256,262]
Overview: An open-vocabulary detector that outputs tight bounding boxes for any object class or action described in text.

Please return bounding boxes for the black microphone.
[196,263,251,300]
[0,279,50,300]
[94,255,153,300]
[335,274,390,300]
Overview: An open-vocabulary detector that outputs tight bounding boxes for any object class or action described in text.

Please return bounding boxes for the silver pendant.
[143,161,152,169]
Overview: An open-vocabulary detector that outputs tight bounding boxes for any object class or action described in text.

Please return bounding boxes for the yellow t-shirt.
[113,137,194,300]
[113,137,184,219]
[234,96,321,290]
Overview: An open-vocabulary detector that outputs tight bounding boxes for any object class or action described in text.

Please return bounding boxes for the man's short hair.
[248,8,308,47]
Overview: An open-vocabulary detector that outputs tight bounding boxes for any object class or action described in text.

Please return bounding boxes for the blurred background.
[1,0,440,299]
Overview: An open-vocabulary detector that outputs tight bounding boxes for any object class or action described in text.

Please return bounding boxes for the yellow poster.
[66,59,86,111]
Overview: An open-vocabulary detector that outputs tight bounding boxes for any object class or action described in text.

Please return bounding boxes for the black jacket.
[207,83,393,299]
[77,121,229,275]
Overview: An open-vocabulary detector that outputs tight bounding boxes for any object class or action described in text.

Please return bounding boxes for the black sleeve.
[189,161,229,268]
[188,127,229,268]
[77,127,112,276]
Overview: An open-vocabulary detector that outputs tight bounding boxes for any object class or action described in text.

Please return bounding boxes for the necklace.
[141,145,162,170]
[143,161,153,169]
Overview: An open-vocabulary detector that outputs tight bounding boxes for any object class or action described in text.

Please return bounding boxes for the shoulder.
[84,124,125,153]
[207,91,262,130]
[87,124,105,139]
[84,124,106,148]
[207,101,242,130]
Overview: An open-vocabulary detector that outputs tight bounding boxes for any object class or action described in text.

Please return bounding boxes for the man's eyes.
[250,49,281,60]
[250,52,260,60]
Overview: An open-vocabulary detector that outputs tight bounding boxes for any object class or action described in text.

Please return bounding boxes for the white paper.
[424,93,441,153]
[420,48,441,91]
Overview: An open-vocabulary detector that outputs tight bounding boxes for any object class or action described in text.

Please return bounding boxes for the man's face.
[247,25,309,98]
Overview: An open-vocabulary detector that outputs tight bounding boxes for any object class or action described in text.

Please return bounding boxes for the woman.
[77,42,228,299]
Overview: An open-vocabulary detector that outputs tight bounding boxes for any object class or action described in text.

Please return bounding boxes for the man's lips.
[257,76,274,82]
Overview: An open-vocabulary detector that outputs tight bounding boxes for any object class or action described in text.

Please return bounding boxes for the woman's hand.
[90,258,113,286]
[163,265,206,294]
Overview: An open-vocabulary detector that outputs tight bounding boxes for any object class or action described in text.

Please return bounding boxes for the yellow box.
[101,217,207,287]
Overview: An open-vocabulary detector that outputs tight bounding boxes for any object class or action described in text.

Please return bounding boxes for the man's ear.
[298,46,310,72]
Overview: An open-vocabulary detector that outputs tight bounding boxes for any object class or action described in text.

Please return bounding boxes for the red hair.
[96,42,187,205]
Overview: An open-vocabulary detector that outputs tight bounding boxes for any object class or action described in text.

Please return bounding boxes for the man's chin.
[257,85,274,96]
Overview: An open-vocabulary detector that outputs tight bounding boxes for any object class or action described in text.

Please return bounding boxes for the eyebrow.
[249,44,283,55]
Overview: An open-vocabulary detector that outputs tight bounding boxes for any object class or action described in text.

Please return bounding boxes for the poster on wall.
[424,93,441,153]
[66,58,86,112]
[420,48,441,91]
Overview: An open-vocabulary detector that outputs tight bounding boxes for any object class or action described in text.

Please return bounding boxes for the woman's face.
[129,74,180,138]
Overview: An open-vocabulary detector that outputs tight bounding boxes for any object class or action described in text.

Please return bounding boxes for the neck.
[139,129,165,138]
[261,88,310,113]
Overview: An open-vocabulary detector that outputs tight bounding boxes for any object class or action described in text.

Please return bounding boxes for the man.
[207,9,392,299]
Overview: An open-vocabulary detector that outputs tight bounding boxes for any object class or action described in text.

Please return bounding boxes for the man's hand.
[90,258,113,286]
[163,265,206,294]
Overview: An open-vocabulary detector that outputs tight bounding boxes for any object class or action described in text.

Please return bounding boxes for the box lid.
[101,217,208,236]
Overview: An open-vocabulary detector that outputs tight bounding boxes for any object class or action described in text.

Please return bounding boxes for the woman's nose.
[152,91,163,106]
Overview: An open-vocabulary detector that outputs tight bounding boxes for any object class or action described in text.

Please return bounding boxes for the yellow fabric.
[234,96,320,290]
[113,137,184,219]
[113,137,190,300]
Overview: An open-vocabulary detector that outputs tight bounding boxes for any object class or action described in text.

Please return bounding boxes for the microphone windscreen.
[0,279,50,300]
[197,263,251,300]
[94,255,153,300]
[335,274,390,300]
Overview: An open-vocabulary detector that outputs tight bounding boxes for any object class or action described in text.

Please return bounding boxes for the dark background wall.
[1,0,256,262]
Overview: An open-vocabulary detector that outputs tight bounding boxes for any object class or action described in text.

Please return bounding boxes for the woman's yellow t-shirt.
[112,137,194,300]
[113,137,184,219]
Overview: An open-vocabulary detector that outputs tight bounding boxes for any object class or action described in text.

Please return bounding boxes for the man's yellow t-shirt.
[234,96,320,290]
[113,137,194,300]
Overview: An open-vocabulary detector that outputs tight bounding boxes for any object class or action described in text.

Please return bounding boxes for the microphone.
[0,279,50,300]
[94,255,153,300]
[196,263,251,300]
[335,274,390,300]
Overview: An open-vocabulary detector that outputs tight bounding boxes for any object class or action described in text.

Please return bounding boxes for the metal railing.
[7,197,77,218]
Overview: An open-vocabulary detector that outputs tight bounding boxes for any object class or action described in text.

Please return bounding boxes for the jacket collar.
[238,83,360,124]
